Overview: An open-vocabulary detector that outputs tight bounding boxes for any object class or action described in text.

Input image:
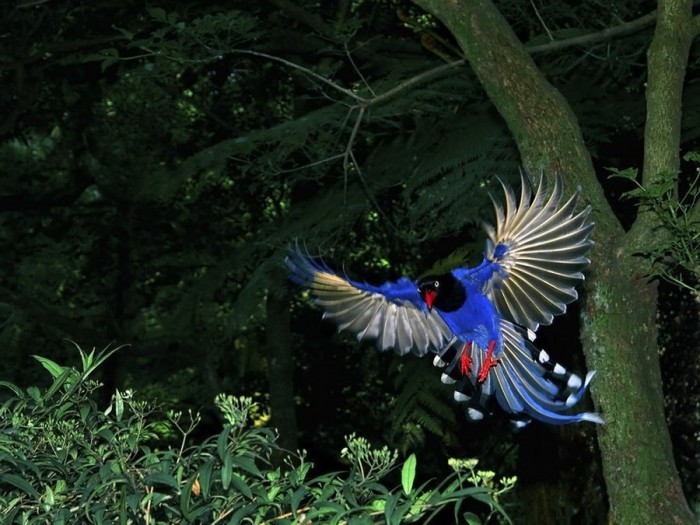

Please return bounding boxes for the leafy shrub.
[0,345,515,524]
[608,154,700,295]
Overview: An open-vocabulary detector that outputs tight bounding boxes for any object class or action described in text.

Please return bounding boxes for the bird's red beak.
[424,290,436,311]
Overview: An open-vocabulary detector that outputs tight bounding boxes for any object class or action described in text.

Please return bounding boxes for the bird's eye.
[434,281,439,288]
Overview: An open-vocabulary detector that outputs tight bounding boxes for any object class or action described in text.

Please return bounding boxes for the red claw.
[459,342,472,376]
[477,340,500,383]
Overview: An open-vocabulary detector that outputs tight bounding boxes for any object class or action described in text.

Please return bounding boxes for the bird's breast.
[437,293,500,344]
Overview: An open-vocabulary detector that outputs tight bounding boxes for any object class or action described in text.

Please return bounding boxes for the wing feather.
[485,174,594,331]
[285,244,454,356]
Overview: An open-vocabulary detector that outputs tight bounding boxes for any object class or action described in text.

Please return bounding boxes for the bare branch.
[366,59,465,107]
[235,48,464,187]
[343,105,365,177]
[526,10,657,54]
[344,39,376,97]
[529,0,554,42]
[231,49,366,102]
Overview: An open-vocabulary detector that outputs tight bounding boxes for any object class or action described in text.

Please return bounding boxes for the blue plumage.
[285,174,602,425]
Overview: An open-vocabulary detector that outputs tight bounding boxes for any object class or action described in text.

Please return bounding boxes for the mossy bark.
[412,0,696,522]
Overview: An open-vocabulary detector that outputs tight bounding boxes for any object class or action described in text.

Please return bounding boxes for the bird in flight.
[285,174,602,426]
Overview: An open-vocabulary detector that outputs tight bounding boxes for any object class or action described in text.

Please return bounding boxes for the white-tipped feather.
[582,413,605,424]
[433,355,447,367]
[441,373,456,385]
[567,373,582,389]
[454,391,470,402]
[467,408,485,420]
[584,370,597,386]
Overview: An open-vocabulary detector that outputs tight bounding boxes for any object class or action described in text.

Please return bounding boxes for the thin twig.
[530,0,554,41]
[231,49,365,102]
[344,38,375,97]
[143,485,153,525]
[343,105,365,178]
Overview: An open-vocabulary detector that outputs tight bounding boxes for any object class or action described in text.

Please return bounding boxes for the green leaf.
[463,511,482,525]
[55,401,75,419]
[605,166,639,181]
[682,151,700,163]
[221,451,233,490]
[401,454,416,495]
[384,492,400,522]
[290,487,308,513]
[216,426,232,460]
[78,346,95,372]
[197,459,215,498]
[148,7,167,21]
[228,503,258,523]
[26,386,42,403]
[231,453,262,478]
[33,355,65,379]
[115,389,124,421]
[0,473,40,498]
[145,472,179,489]
[229,472,253,499]
[112,25,134,40]
[0,381,23,398]
[44,370,77,400]
[180,476,195,520]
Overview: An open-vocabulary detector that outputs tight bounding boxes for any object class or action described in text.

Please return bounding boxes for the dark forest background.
[1,1,699,523]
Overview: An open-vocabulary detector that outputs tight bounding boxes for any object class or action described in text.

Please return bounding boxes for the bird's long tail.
[433,320,602,425]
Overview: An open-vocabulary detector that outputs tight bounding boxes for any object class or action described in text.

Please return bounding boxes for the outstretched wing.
[285,244,455,356]
[483,174,593,332]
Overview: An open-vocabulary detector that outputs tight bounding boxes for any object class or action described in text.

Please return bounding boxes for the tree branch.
[526,10,657,54]
[234,47,464,201]
[231,49,366,102]
[367,59,465,106]
[630,0,696,253]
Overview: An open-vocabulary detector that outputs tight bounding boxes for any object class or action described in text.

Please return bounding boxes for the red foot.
[459,342,472,376]
[477,340,501,383]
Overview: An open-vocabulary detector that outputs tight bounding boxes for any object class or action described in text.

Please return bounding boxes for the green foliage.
[447,459,517,525]
[608,160,700,294]
[0,346,515,524]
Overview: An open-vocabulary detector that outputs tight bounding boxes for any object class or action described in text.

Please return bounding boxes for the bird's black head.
[418,273,466,312]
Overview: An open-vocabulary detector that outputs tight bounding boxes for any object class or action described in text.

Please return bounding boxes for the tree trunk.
[412,0,696,522]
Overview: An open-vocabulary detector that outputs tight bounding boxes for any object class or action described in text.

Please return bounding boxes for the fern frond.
[387,358,456,452]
